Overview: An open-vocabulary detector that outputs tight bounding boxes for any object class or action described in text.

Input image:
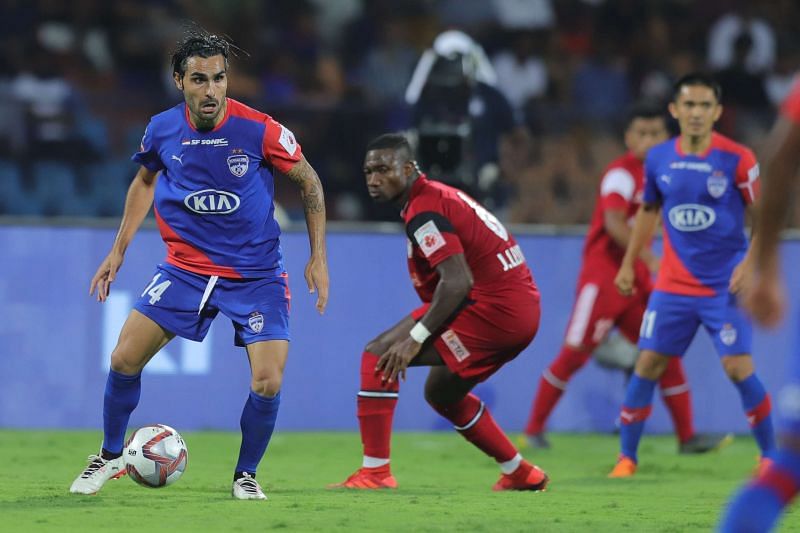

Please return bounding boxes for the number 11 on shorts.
[142,273,172,305]
[640,310,657,339]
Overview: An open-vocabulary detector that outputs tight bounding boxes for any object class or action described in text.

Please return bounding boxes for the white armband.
[409,322,431,344]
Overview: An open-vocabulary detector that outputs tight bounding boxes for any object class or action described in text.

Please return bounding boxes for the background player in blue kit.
[719,79,800,533]
[69,28,329,500]
[608,73,775,478]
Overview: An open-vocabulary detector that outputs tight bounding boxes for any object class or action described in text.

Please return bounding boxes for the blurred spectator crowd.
[1,0,800,225]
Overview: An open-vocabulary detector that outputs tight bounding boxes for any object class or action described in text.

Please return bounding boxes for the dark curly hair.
[170,25,232,78]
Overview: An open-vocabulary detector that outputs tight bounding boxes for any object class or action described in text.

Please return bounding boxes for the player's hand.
[728,259,753,295]
[90,250,124,302]
[376,337,422,383]
[305,254,329,314]
[614,264,635,296]
[743,273,786,328]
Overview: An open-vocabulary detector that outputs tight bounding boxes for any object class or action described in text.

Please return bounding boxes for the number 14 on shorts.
[640,310,657,339]
[142,273,172,305]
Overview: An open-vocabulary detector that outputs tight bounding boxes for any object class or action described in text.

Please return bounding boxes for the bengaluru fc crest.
[720,323,737,346]
[227,154,249,177]
[707,173,727,199]
[248,312,264,333]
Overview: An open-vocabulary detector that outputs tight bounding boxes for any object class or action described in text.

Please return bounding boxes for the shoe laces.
[236,473,262,495]
[80,455,106,478]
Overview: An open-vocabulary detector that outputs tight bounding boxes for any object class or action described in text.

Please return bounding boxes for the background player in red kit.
[523,102,728,453]
[331,133,547,491]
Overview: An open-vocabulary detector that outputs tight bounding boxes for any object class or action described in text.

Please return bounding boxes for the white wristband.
[409,322,431,344]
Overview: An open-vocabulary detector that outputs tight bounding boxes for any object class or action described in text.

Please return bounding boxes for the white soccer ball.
[123,424,188,488]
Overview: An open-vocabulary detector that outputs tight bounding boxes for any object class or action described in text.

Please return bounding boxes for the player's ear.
[667,102,678,120]
[713,104,723,122]
[173,72,184,91]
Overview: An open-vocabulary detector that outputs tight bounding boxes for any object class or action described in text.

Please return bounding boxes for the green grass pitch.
[1,430,797,532]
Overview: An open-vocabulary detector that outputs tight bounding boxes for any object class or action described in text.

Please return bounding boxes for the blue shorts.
[637,290,752,356]
[133,264,290,346]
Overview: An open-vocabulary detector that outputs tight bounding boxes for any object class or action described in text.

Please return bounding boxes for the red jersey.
[402,175,538,304]
[782,77,800,123]
[581,152,649,278]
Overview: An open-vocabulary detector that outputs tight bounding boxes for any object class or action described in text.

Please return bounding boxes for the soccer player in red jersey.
[719,79,800,532]
[331,133,547,491]
[523,102,728,453]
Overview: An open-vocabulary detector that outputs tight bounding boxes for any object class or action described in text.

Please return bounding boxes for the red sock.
[356,351,398,459]
[525,346,592,435]
[659,357,694,443]
[433,393,517,462]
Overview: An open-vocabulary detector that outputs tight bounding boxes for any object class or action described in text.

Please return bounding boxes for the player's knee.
[365,338,389,356]
[634,350,670,380]
[109,344,146,375]
[721,355,754,382]
[251,369,283,396]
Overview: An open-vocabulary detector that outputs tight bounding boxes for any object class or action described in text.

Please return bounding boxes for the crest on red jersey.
[414,220,446,257]
[707,173,728,199]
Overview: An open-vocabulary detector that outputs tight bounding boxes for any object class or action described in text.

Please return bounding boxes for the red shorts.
[563,266,651,351]
[412,294,540,382]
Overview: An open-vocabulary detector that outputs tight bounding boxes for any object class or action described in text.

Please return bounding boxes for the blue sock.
[734,374,776,456]
[102,369,142,454]
[235,390,281,475]
[619,374,657,463]
[719,448,800,532]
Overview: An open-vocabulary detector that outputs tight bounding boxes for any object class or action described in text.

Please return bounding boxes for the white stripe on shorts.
[198,275,219,315]
[565,283,599,346]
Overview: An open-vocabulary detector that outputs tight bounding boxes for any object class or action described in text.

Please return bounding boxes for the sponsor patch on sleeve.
[278,125,298,156]
[413,220,446,257]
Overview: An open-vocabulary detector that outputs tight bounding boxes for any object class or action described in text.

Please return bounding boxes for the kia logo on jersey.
[184,189,241,215]
[668,204,716,231]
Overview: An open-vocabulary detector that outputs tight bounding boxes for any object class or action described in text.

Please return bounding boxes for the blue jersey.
[132,98,303,279]
[644,133,759,296]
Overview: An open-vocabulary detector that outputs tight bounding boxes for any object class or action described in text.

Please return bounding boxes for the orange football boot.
[329,465,398,489]
[492,460,549,491]
[608,455,637,478]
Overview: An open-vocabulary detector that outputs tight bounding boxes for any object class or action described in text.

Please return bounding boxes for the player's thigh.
[133,265,219,342]
[701,292,754,359]
[111,309,175,374]
[616,289,650,344]
[424,365,480,406]
[246,340,289,394]
[637,291,700,356]
[564,279,629,351]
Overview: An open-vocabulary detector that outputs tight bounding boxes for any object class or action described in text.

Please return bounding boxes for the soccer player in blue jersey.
[719,79,800,532]
[69,29,329,500]
[608,73,775,478]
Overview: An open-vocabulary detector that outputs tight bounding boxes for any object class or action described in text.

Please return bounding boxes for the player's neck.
[188,98,228,131]
[679,132,713,155]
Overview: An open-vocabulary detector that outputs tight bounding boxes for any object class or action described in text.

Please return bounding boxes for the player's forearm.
[287,158,327,258]
[622,206,659,267]
[112,172,156,255]
[755,151,800,270]
[417,257,473,334]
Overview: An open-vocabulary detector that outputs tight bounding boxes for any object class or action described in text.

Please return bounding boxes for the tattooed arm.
[286,155,329,314]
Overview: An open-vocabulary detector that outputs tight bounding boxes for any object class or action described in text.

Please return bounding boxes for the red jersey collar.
[674,132,717,158]
[184,97,231,132]
[401,173,428,217]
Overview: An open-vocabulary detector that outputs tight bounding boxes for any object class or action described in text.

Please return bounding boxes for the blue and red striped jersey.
[643,132,759,296]
[132,98,303,279]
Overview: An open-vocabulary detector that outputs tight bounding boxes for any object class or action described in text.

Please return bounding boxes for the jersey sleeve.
[405,211,464,268]
[262,117,303,174]
[642,153,662,205]
[599,167,635,211]
[130,122,164,171]
[781,79,800,124]
[734,148,760,205]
